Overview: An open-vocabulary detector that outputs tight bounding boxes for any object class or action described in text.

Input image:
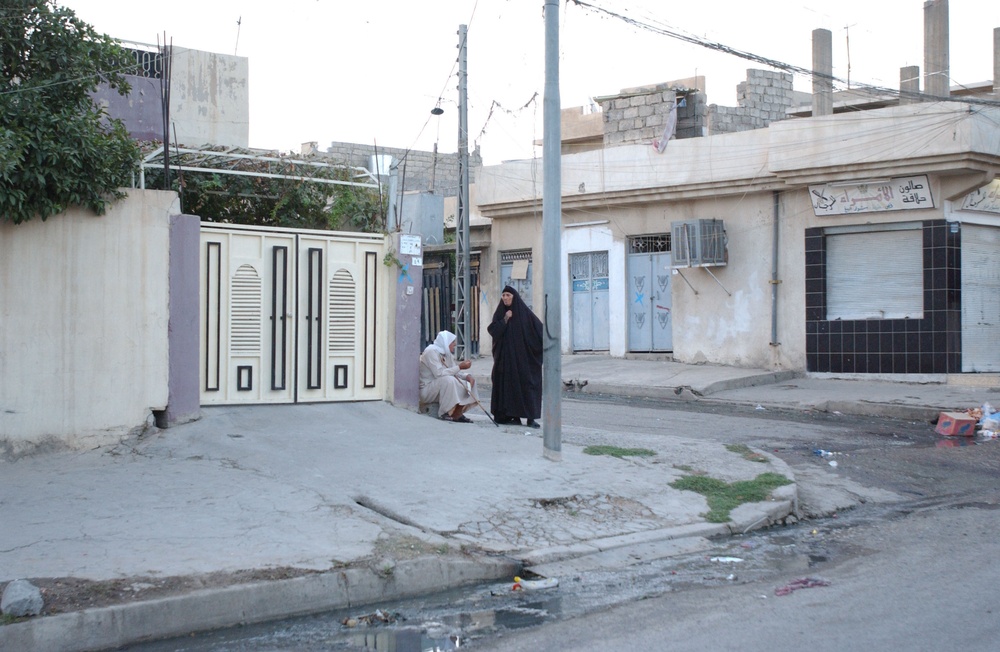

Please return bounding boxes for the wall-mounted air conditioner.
[670,219,727,268]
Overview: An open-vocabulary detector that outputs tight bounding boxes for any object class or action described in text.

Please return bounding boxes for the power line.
[568,0,1000,108]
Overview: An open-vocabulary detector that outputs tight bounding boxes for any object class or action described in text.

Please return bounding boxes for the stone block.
[2,579,43,617]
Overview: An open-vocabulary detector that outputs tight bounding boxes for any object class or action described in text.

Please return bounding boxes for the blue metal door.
[571,251,610,351]
[628,248,673,352]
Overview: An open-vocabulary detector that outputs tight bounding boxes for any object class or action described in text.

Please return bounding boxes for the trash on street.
[774,577,831,596]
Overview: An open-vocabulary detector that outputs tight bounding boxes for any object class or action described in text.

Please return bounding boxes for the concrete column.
[994,27,999,94]
[923,0,949,99]
[812,28,833,116]
[900,65,921,105]
[389,231,424,410]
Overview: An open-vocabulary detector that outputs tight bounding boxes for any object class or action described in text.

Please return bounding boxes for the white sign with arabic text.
[809,175,933,216]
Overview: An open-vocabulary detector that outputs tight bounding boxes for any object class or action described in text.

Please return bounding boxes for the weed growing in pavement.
[2,613,25,626]
[725,443,770,463]
[670,472,792,523]
[583,445,656,459]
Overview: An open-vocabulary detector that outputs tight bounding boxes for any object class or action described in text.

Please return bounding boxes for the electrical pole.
[455,24,471,360]
[542,0,562,461]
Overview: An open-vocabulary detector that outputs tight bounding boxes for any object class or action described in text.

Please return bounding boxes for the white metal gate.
[200,224,386,404]
[961,224,1000,372]
[570,251,610,351]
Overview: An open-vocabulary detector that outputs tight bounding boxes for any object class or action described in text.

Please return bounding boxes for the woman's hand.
[504,310,513,322]
[459,360,472,370]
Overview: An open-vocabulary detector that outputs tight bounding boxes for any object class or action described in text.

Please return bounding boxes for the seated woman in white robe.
[419,331,479,423]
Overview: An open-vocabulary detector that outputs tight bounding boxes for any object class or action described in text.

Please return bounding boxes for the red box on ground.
[935,411,977,436]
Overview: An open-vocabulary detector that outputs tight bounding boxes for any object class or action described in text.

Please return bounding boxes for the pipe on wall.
[770,191,780,347]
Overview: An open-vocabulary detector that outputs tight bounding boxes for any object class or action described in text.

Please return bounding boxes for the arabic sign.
[960,179,1000,215]
[809,175,933,216]
[399,235,421,256]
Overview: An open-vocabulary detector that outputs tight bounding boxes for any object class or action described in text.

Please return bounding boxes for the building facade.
[476,97,1000,377]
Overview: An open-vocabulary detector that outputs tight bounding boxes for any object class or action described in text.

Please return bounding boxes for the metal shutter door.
[826,228,923,320]
[961,224,1000,372]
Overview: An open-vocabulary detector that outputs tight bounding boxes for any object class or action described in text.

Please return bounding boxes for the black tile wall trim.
[805,220,961,373]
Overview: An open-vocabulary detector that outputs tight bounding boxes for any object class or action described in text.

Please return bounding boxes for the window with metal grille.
[230,265,261,353]
[500,250,532,263]
[121,47,164,79]
[629,234,671,254]
[328,269,356,352]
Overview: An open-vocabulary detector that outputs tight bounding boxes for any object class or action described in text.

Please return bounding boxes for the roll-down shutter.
[961,224,1000,372]
[826,228,923,321]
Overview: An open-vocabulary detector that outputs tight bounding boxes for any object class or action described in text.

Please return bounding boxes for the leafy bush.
[1,1,140,224]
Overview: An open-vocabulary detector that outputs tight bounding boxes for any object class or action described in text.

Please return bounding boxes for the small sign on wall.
[961,179,1000,215]
[809,175,933,216]
[400,235,421,256]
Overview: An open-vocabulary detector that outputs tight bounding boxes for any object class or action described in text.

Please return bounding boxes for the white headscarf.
[432,330,456,356]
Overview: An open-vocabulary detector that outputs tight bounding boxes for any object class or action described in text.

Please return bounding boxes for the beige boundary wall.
[0,191,179,455]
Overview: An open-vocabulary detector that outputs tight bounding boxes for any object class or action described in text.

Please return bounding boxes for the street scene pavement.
[2,355,997,651]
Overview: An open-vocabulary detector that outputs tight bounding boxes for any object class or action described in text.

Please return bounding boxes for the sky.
[58,0,1000,166]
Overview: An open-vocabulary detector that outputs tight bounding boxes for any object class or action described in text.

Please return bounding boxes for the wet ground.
[124,499,907,651]
[123,394,1000,651]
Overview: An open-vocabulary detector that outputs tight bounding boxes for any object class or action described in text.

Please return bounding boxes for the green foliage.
[724,443,770,463]
[670,472,792,523]
[143,152,387,233]
[583,445,657,459]
[0,1,140,224]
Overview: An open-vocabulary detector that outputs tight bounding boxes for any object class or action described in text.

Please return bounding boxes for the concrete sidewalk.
[3,355,998,651]
[469,354,1000,421]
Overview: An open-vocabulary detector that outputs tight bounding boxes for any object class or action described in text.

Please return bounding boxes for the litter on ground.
[774,577,831,596]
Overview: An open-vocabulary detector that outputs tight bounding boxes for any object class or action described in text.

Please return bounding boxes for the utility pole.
[542,0,562,461]
[455,24,471,360]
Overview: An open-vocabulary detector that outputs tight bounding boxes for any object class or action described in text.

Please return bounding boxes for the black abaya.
[487,286,543,422]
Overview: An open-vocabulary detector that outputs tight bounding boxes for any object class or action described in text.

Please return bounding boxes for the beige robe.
[419,345,479,417]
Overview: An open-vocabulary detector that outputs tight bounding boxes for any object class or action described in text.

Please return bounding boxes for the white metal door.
[200,225,386,404]
[962,224,1000,372]
[571,251,610,351]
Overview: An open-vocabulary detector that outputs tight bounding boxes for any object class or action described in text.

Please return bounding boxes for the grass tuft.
[725,443,770,463]
[670,472,792,523]
[583,445,656,459]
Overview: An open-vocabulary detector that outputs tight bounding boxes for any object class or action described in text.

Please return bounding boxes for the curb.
[0,555,519,652]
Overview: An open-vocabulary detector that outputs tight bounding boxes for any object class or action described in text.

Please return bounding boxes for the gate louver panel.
[231,264,262,353]
[329,269,356,352]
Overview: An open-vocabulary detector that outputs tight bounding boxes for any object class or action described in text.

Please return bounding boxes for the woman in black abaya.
[487,286,543,427]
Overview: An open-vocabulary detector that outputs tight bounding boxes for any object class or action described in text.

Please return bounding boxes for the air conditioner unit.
[671,219,727,268]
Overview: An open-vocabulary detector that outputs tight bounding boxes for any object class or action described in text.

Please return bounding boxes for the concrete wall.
[324,142,482,197]
[597,84,708,147]
[709,70,794,134]
[96,46,250,148]
[0,191,180,455]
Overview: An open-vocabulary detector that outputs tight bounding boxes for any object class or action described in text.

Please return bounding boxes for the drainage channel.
[127,513,880,651]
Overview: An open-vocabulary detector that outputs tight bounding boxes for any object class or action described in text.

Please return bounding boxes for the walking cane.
[465,378,499,427]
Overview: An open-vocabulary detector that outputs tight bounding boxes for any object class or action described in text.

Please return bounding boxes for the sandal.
[455,415,473,423]
[440,414,456,422]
